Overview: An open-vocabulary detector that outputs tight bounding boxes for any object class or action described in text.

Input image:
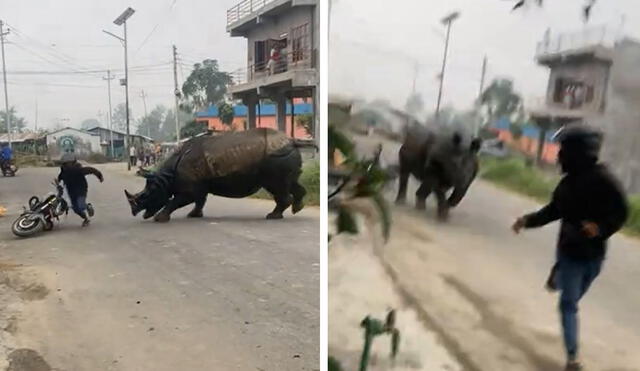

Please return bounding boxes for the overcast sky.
[329,0,640,114]
[1,0,246,130]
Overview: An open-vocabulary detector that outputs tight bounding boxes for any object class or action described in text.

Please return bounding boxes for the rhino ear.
[470,138,482,153]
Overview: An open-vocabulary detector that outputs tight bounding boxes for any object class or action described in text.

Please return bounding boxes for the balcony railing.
[536,25,619,57]
[229,48,315,86]
[227,0,276,27]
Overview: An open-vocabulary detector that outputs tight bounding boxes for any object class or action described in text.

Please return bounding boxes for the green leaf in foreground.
[337,208,359,235]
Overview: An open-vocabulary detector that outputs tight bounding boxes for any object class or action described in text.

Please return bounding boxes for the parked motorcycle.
[12,179,68,237]
[1,160,17,177]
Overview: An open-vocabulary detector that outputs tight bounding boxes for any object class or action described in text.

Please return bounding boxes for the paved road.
[0,164,319,371]
[353,133,640,371]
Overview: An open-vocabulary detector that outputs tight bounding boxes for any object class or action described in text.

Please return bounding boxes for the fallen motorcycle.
[1,160,17,177]
[12,179,68,237]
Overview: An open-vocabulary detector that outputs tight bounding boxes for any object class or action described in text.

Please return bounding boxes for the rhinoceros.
[125,128,306,222]
[395,125,481,220]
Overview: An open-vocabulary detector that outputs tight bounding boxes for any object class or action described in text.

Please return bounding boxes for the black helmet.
[60,153,77,164]
[552,124,603,158]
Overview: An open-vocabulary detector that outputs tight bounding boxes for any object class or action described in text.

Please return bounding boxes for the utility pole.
[435,11,460,119]
[103,70,115,159]
[34,99,38,132]
[173,45,180,143]
[475,56,487,137]
[0,20,11,148]
[106,7,135,169]
[140,89,149,138]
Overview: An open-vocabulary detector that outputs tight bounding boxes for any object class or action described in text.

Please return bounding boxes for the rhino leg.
[266,192,293,219]
[415,180,433,210]
[394,163,410,205]
[187,193,207,218]
[291,181,306,214]
[154,193,194,223]
[435,187,449,221]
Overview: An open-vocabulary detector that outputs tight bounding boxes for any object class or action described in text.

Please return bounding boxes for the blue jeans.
[557,254,603,360]
[70,194,88,218]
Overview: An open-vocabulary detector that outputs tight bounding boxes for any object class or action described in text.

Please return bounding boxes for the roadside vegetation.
[479,155,640,236]
[251,160,320,206]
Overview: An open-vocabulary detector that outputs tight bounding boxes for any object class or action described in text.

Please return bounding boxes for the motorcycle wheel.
[12,215,44,237]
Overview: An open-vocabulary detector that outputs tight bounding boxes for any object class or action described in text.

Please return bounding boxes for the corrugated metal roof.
[0,132,44,143]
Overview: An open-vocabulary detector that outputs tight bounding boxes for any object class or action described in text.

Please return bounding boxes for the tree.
[0,107,27,133]
[217,102,234,127]
[480,78,522,125]
[112,103,133,132]
[180,120,207,139]
[296,113,314,137]
[137,105,167,140]
[181,59,232,110]
[80,118,100,130]
[160,109,194,141]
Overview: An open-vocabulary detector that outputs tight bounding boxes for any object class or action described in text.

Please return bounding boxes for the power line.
[133,0,179,56]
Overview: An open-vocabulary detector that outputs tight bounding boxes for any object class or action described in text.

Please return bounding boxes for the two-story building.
[226,0,319,143]
[529,26,640,192]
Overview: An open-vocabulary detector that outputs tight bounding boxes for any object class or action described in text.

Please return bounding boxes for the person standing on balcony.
[268,43,281,75]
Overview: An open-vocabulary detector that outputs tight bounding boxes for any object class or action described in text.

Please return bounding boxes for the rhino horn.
[124,190,136,204]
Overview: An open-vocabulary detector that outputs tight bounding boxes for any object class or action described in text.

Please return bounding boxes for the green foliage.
[137,105,167,140]
[251,160,319,206]
[296,113,314,137]
[0,107,27,133]
[480,156,558,202]
[180,120,207,139]
[218,102,234,126]
[299,160,320,205]
[328,357,344,371]
[182,59,232,110]
[481,78,522,123]
[112,103,132,132]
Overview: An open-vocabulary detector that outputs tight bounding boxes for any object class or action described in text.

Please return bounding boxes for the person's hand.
[512,217,526,234]
[582,221,599,238]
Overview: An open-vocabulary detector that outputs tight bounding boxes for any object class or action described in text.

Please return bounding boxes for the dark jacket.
[58,163,103,197]
[524,164,628,260]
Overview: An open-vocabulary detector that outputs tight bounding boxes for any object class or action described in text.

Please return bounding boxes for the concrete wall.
[545,59,610,113]
[46,128,101,158]
[245,6,315,68]
[197,115,311,139]
[597,39,640,192]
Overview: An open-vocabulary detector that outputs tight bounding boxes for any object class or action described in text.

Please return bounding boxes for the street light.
[104,6,134,170]
[435,11,460,119]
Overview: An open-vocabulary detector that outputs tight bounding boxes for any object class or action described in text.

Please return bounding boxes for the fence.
[229,47,315,85]
[536,25,620,57]
[227,0,276,26]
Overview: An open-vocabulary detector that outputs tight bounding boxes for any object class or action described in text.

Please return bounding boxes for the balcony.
[536,25,618,65]
[228,47,317,96]
[226,0,315,35]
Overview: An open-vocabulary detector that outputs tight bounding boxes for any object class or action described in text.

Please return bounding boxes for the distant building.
[519,26,640,191]
[0,132,46,154]
[195,99,313,139]
[46,128,101,159]
[226,0,319,142]
[86,126,154,158]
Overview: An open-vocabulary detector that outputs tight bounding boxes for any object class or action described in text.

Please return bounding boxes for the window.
[254,41,266,71]
[290,23,309,63]
[552,77,593,109]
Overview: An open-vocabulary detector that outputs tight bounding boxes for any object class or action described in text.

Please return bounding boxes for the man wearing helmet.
[512,124,628,370]
[58,153,104,227]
